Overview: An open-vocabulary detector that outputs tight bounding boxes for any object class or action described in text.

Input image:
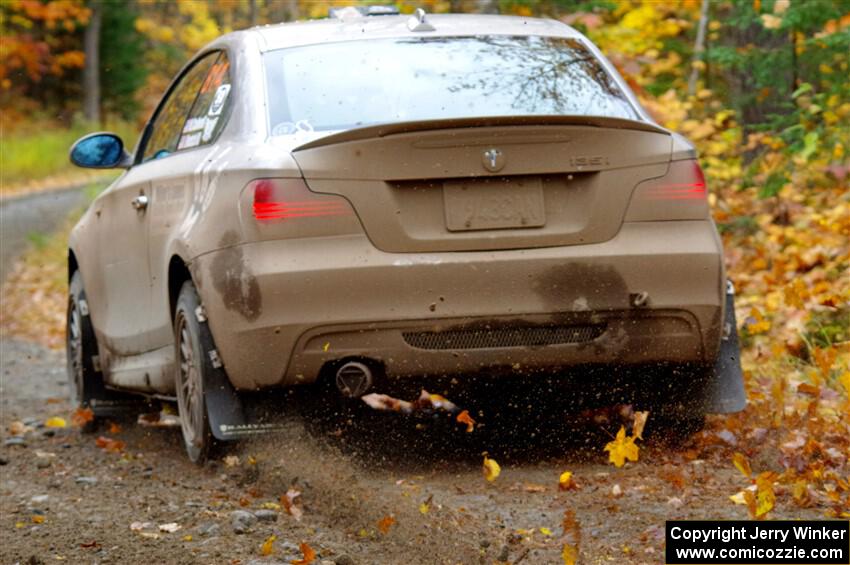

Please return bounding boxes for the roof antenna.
[407,8,435,32]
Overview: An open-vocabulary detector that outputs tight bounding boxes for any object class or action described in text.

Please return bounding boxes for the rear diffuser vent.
[402,324,605,350]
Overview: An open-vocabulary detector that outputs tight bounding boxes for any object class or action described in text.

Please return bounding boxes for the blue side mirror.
[69,132,132,169]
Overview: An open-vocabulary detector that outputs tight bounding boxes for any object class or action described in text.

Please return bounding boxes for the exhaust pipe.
[335,361,373,397]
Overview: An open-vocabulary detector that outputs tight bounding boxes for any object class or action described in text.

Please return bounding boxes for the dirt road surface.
[1,331,826,565]
[0,187,87,280]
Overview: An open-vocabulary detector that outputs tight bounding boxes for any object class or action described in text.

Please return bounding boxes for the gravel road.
[0,332,825,564]
[0,187,87,280]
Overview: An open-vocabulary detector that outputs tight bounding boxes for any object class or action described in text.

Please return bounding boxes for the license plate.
[444,177,545,231]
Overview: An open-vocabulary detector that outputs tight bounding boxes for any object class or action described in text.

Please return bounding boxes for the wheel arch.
[168,255,193,321]
[68,248,80,280]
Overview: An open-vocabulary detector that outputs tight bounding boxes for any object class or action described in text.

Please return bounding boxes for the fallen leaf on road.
[732,452,752,478]
[561,510,581,565]
[377,515,395,534]
[31,515,45,524]
[483,454,501,482]
[261,534,276,556]
[280,489,303,521]
[559,471,577,491]
[524,483,547,493]
[729,485,756,505]
[79,540,100,549]
[108,422,121,434]
[456,409,475,432]
[291,542,316,564]
[419,494,433,514]
[9,421,31,435]
[158,523,181,533]
[223,455,240,467]
[95,436,125,453]
[137,411,180,427]
[361,393,413,413]
[44,417,66,428]
[604,426,639,468]
[71,407,94,427]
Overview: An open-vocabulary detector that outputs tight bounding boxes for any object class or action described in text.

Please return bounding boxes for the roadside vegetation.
[1,119,135,194]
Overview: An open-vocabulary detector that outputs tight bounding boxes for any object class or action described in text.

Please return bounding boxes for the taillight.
[642,160,706,200]
[625,160,710,221]
[250,178,353,222]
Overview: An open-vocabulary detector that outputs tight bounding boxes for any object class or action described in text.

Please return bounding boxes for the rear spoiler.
[295,115,670,151]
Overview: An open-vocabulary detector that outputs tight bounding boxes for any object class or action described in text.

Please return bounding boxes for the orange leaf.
[290,542,316,565]
[377,515,395,534]
[108,422,122,434]
[71,407,94,427]
[280,489,303,521]
[95,436,125,453]
[561,509,581,564]
[456,410,475,433]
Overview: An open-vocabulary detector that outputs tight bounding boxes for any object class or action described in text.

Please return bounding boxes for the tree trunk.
[249,0,258,26]
[83,0,102,124]
[687,0,710,96]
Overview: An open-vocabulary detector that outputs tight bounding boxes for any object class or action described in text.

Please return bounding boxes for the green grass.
[1,118,139,188]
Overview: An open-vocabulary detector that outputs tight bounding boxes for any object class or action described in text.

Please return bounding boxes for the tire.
[174,281,216,464]
[66,271,113,432]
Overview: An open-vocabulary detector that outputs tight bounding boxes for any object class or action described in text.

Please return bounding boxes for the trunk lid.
[292,116,672,253]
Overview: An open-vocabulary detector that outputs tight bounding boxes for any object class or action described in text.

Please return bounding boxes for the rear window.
[264,35,639,134]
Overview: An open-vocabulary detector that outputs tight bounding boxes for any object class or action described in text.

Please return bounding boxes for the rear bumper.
[192,220,724,389]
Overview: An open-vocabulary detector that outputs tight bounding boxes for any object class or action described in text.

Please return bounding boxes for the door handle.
[131,195,149,211]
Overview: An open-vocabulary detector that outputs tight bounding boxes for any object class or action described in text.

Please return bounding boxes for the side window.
[141,52,231,162]
[182,53,233,148]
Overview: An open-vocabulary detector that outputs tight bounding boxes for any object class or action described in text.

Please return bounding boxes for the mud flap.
[704,280,747,413]
[203,354,288,440]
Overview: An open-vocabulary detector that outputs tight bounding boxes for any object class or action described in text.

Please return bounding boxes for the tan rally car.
[67,9,745,462]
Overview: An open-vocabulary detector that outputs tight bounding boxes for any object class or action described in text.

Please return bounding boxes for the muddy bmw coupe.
[67,9,745,462]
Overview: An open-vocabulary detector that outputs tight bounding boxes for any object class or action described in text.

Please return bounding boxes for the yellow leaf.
[839,372,850,398]
[483,455,501,482]
[604,426,639,468]
[182,534,193,542]
[418,494,432,515]
[32,515,45,524]
[559,471,577,491]
[540,527,553,536]
[562,544,578,565]
[261,534,276,556]
[44,417,66,428]
[732,452,752,478]
[755,474,776,519]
